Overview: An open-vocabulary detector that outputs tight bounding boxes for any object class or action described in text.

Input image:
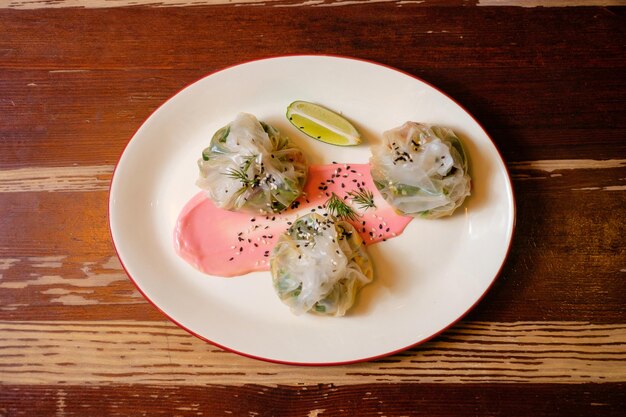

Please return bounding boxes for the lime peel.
[288,107,360,143]
[287,101,362,146]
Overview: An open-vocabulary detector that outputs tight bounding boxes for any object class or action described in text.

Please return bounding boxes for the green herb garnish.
[325,193,359,222]
[225,167,253,186]
[347,188,376,211]
[224,155,261,189]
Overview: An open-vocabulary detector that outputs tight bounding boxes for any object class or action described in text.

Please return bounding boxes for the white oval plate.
[109,55,515,365]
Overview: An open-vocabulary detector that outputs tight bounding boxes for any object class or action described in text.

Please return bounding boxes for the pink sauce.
[174,163,412,277]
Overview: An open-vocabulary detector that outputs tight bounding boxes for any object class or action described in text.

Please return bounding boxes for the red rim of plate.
[108,54,517,366]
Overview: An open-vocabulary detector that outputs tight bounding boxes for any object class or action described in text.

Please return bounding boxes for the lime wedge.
[286,101,361,146]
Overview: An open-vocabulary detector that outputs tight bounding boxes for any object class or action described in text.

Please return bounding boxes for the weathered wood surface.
[0,0,625,415]
[0,383,623,417]
[1,0,625,9]
[1,321,625,384]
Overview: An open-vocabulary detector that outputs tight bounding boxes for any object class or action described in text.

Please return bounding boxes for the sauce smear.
[174,163,411,277]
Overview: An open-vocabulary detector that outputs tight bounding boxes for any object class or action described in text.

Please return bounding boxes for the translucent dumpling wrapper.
[270,213,373,317]
[197,113,308,214]
[370,122,471,219]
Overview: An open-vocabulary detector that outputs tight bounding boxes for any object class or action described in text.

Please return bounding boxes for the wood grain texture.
[0,383,623,417]
[0,321,624,384]
[1,0,625,9]
[1,2,625,415]
[1,7,624,170]
[480,0,626,4]
[0,0,477,9]
[0,165,112,192]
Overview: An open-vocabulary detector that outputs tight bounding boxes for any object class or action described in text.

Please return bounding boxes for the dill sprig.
[225,167,253,187]
[325,193,360,222]
[224,155,260,189]
[347,188,376,211]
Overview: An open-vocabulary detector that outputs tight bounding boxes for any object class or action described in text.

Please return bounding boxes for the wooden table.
[1,0,625,415]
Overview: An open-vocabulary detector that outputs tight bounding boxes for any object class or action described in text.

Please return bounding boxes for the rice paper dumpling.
[270,213,373,316]
[370,122,471,219]
[197,113,307,214]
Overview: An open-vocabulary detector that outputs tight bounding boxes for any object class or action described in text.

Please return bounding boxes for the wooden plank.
[0,254,166,321]
[1,8,624,169]
[0,321,624,385]
[0,0,475,10]
[509,159,626,173]
[1,0,624,9]
[0,383,624,416]
[0,7,624,71]
[1,68,625,166]
[490,129,626,162]
[0,165,112,192]
[479,0,626,5]
[0,191,112,257]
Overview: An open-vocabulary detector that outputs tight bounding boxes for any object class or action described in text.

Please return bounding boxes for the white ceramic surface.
[109,55,515,365]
